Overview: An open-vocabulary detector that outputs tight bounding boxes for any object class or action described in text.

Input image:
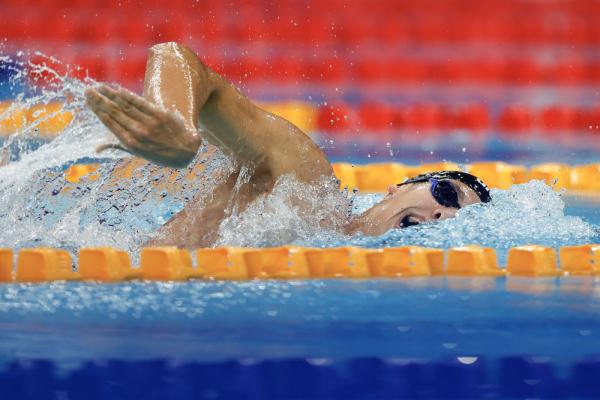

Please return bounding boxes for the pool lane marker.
[506,245,559,277]
[446,246,504,276]
[0,244,598,283]
[79,247,140,282]
[559,244,600,276]
[366,247,443,277]
[331,161,600,192]
[16,248,79,282]
[0,249,12,282]
[61,162,600,193]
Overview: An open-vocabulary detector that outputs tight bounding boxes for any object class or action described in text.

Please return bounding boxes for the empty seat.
[498,106,534,133]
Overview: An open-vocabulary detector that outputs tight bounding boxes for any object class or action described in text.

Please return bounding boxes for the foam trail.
[0,52,231,253]
[336,180,599,261]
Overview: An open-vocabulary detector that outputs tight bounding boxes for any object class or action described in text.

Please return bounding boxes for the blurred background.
[1,0,600,164]
[1,3,600,398]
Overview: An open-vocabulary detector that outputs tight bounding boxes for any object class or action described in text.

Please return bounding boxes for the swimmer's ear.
[96,143,134,155]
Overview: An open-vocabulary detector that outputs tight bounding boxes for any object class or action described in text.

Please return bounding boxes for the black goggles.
[397,178,461,209]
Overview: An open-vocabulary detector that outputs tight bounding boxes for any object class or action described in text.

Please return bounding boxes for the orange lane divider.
[26,103,74,137]
[243,246,310,279]
[366,246,443,277]
[79,247,140,282]
[3,244,600,283]
[0,102,27,135]
[65,163,100,183]
[0,249,13,282]
[506,245,559,277]
[407,162,462,179]
[196,247,249,280]
[466,162,527,189]
[303,247,371,278]
[570,164,600,192]
[528,163,572,190]
[354,164,408,193]
[262,101,317,134]
[140,247,200,281]
[55,162,600,194]
[446,246,504,276]
[16,248,79,282]
[559,245,600,276]
[0,101,314,137]
[331,163,357,191]
[330,162,600,192]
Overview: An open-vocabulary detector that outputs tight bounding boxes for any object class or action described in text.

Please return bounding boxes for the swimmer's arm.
[154,41,333,182]
[86,42,333,183]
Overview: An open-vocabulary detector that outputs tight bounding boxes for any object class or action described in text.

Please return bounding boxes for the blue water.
[1,54,600,397]
[1,276,600,370]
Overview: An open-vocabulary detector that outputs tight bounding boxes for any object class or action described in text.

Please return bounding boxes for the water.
[1,52,600,375]
[1,278,600,369]
[0,52,598,255]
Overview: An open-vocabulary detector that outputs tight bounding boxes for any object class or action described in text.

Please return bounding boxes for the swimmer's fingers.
[113,87,161,116]
[96,86,155,124]
[86,89,147,140]
[93,109,139,152]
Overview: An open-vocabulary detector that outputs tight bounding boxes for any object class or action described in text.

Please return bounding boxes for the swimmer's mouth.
[396,215,420,229]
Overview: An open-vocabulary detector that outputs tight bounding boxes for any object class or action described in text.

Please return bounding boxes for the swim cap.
[400,170,491,203]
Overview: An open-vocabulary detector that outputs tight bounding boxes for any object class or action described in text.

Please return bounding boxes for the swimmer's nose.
[431,208,457,221]
[387,185,399,195]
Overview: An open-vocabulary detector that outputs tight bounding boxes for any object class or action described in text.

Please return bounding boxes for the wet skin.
[346,180,483,236]
[85,42,484,246]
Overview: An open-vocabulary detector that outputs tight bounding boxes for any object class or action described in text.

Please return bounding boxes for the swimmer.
[85,42,490,247]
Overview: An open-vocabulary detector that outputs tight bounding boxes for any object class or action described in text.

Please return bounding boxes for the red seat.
[428,60,469,83]
[0,18,45,42]
[27,54,69,88]
[340,21,373,45]
[189,19,224,46]
[472,60,506,83]
[387,59,427,83]
[452,104,490,131]
[547,60,589,84]
[404,104,449,130]
[70,54,108,82]
[540,106,585,132]
[317,103,352,132]
[45,17,78,43]
[354,59,386,82]
[584,105,600,133]
[412,19,448,44]
[119,19,153,45]
[268,57,303,82]
[358,103,396,131]
[505,59,542,85]
[498,106,534,133]
[115,54,147,86]
[376,21,410,45]
[303,58,346,83]
[76,18,117,44]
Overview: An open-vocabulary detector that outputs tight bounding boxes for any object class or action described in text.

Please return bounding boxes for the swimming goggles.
[396,170,492,208]
[397,177,461,209]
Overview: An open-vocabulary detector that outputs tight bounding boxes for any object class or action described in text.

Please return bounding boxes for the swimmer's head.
[350,171,491,236]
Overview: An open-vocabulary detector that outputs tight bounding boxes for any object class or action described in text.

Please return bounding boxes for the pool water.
[0,52,600,398]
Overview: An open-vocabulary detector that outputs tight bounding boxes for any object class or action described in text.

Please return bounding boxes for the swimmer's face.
[354,179,482,236]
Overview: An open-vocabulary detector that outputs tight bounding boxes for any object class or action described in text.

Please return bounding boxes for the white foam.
[0,51,597,254]
[345,180,599,252]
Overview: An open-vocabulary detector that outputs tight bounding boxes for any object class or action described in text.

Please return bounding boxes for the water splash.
[0,52,233,253]
[216,174,352,247]
[0,51,597,255]
[336,181,599,259]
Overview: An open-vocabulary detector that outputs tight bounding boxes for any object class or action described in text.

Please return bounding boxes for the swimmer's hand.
[85,85,201,168]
